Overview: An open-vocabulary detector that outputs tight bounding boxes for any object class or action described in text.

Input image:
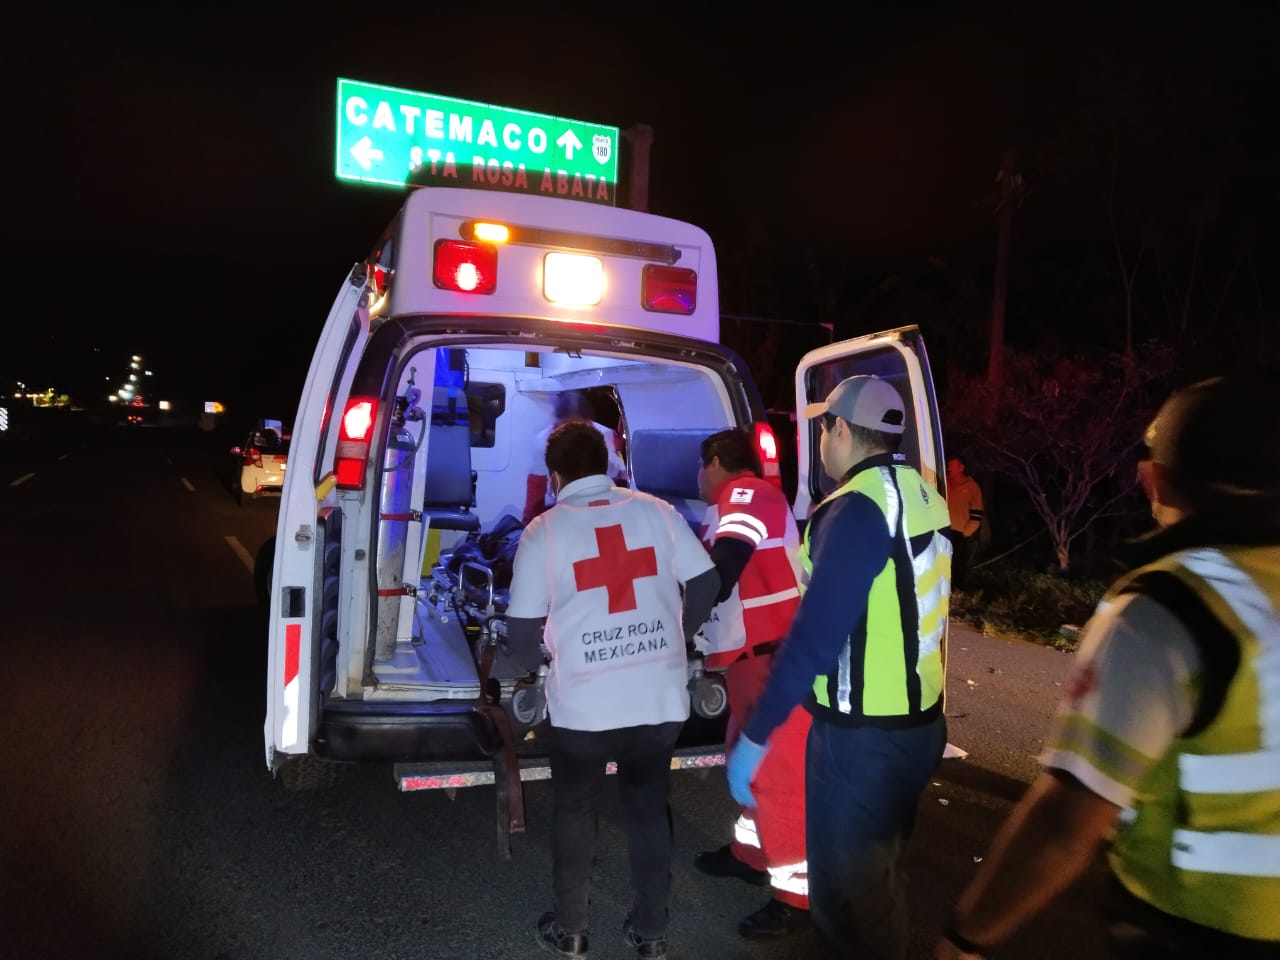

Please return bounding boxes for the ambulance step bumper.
[395,744,726,792]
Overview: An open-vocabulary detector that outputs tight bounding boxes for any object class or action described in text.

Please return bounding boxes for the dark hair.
[700,428,761,477]
[849,422,902,453]
[545,419,608,484]
[1154,373,1280,511]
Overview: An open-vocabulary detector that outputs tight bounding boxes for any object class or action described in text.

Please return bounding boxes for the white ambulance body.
[264,185,945,853]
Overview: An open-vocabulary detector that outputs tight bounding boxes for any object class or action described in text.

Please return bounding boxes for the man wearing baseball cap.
[726,374,953,959]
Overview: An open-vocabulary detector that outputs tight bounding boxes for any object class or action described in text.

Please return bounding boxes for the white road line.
[225,536,255,573]
[10,473,35,487]
[180,478,195,492]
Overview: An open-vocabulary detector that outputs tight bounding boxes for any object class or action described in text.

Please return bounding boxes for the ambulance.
[263,184,945,855]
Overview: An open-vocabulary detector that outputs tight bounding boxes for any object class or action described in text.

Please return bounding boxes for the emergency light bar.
[460,221,680,264]
[432,222,698,314]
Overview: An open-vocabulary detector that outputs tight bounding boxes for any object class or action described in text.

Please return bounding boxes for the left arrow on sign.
[350,136,385,171]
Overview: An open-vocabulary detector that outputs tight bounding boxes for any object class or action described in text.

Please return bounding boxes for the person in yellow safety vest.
[726,375,953,960]
[934,372,1280,960]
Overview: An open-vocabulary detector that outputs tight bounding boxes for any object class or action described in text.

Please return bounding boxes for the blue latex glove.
[726,735,768,807]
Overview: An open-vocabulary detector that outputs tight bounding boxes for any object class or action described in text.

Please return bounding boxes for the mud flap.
[474,639,525,859]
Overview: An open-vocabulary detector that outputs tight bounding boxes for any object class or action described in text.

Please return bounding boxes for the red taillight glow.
[335,398,378,490]
[641,264,697,315]
[371,263,393,297]
[755,422,782,488]
[433,239,497,294]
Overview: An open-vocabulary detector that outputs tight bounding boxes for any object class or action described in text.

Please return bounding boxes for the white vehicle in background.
[231,419,289,505]
[262,185,947,856]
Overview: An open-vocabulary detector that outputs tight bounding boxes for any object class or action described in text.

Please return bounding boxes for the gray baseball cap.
[803,375,906,434]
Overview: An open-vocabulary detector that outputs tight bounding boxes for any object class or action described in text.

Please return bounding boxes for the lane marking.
[181,478,195,492]
[10,473,35,487]
[226,536,255,573]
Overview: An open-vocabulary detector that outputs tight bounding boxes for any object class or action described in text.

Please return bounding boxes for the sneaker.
[535,912,589,958]
[737,898,810,940]
[623,916,668,959]
[692,843,768,886]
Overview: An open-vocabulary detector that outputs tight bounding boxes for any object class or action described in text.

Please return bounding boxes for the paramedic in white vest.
[691,428,812,940]
[934,373,1280,960]
[727,375,952,960]
[506,419,720,960]
[523,393,628,524]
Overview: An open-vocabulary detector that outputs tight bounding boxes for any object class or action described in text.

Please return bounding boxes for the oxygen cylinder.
[373,380,423,662]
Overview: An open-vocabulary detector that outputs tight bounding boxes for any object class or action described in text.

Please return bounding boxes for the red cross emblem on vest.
[573,523,658,614]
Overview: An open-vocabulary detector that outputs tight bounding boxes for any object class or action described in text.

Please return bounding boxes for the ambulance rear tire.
[278,754,343,791]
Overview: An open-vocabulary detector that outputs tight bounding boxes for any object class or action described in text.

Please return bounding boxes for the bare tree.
[944,344,1174,573]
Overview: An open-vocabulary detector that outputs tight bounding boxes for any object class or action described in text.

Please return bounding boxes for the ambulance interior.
[363,339,738,703]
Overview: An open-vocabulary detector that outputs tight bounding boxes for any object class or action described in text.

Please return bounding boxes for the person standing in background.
[523,393,628,524]
[945,457,984,589]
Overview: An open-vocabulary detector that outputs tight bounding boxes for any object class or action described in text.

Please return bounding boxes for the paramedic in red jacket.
[693,428,811,940]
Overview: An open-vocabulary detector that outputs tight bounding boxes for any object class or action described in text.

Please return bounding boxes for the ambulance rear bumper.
[315,701,508,764]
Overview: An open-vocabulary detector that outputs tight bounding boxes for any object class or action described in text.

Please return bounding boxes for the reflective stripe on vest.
[1108,545,1280,941]
[800,464,951,720]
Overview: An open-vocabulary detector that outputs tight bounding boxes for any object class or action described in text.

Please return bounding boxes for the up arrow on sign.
[556,129,583,160]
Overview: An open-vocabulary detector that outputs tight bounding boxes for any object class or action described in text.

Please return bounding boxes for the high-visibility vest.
[1107,544,1280,943]
[800,462,951,723]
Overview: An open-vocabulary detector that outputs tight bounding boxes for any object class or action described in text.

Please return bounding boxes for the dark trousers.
[549,721,683,938]
[805,713,947,960]
[1101,873,1280,959]
[944,528,974,589]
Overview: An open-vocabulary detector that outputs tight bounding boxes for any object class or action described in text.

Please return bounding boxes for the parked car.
[230,419,289,505]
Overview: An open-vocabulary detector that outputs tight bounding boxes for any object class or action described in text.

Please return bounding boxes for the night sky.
[5,3,1277,413]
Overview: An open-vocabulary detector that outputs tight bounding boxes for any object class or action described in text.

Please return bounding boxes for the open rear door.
[264,268,372,774]
[792,324,965,754]
[792,324,944,518]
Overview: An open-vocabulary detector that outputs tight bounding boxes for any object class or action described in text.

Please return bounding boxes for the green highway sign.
[335,78,620,204]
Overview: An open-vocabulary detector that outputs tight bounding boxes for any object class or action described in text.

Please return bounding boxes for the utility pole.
[987,148,1022,386]
[621,123,653,212]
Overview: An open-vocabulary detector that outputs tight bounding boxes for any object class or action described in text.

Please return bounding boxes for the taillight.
[755,422,782,489]
[335,398,378,490]
[244,447,264,468]
[433,239,497,294]
[641,264,696,315]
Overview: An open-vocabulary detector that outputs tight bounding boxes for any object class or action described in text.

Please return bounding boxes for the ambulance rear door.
[792,324,944,518]
[264,265,372,775]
